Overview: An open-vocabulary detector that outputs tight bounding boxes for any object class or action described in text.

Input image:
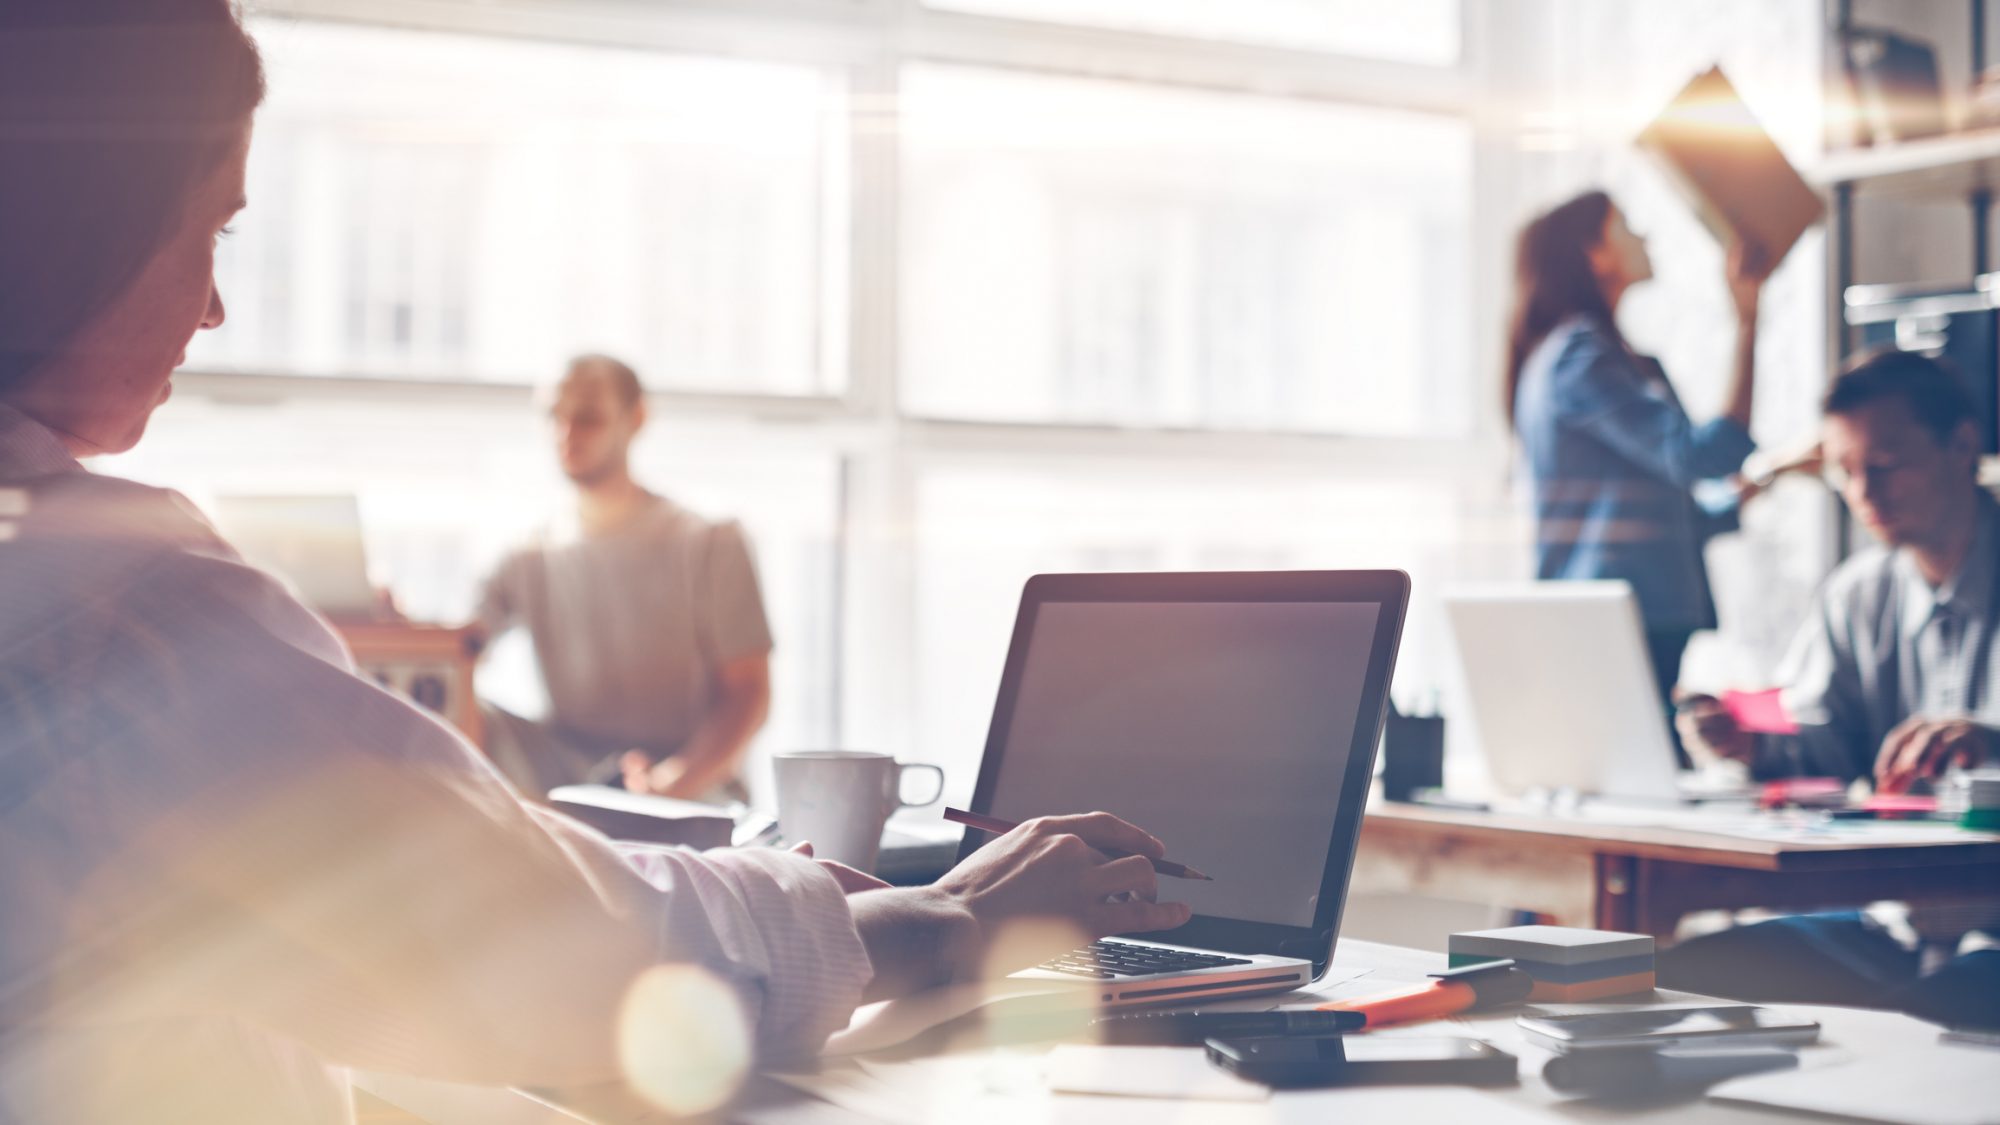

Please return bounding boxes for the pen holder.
[1382,712,1445,803]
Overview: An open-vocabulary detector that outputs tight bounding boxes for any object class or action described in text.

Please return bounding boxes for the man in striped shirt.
[1666,349,1998,1030]
[1679,349,1999,793]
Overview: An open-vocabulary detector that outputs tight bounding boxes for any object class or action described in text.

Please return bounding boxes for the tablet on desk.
[1519,1004,1820,1053]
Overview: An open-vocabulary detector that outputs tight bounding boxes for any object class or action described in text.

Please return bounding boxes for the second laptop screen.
[982,599,1379,928]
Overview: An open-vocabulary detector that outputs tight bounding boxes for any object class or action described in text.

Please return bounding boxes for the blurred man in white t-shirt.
[477,354,772,801]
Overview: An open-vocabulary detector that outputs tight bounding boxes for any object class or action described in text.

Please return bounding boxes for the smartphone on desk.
[1518,1005,1820,1053]
[1205,1036,1518,1089]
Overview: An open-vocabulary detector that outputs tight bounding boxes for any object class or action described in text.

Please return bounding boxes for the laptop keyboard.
[1037,939,1252,979]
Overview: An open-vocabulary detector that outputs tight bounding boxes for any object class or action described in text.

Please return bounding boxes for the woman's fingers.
[1088,853,1160,903]
[1035,811,1166,859]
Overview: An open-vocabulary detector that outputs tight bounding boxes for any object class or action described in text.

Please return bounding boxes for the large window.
[920,0,1462,64]
[899,64,1473,434]
[133,1,1498,804]
[195,21,846,393]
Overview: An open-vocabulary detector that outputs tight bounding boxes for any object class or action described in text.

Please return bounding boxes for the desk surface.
[357,938,1979,1124]
[1366,801,2000,872]
[744,938,1965,1125]
[1356,802,2000,937]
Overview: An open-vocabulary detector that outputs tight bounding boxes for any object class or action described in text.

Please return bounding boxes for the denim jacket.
[1514,316,1756,632]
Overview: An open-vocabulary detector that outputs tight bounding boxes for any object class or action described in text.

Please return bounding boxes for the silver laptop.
[959,570,1409,1008]
[1443,581,1686,803]
[210,494,379,619]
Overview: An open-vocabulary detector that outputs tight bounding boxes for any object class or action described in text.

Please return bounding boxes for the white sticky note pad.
[1045,1045,1269,1102]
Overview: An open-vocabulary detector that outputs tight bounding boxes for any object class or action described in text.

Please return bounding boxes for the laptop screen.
[979,599,1381,928]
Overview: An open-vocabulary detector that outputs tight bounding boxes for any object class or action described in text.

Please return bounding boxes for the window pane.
[899,65,1473,435]
[922,0,1459,64]
[193,20,847,394]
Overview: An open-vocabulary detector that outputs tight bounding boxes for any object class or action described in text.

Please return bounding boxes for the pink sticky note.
[1723,688,1798,735]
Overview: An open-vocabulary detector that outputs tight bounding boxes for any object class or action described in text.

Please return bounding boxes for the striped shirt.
[1760,490,2000,781]
[0,404,868,1123]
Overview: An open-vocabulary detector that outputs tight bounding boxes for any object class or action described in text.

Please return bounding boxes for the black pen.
[1090,1009,1366,1046]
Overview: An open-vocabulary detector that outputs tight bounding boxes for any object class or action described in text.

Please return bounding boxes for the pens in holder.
[942,807,1214,881]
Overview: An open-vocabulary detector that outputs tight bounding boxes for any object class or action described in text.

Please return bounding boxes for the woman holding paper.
[1504,190,1772,760]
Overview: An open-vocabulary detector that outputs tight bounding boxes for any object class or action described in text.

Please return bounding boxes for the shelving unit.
[1817,0,1995,551]
[1810,127,2000,199]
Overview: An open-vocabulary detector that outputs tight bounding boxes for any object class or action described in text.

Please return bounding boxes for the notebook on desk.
[958,570,1410,1010]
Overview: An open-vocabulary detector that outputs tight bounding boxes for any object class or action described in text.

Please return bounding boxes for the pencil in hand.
[943,807,1213,880]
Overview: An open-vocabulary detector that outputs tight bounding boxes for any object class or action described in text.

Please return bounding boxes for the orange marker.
[1319,960,1533,1029]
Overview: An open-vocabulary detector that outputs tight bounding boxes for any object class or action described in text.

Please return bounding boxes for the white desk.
[357,938,1973,1124]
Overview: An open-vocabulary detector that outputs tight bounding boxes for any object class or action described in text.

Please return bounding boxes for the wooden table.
[1352,801,2000,939]
[331,620,485,747]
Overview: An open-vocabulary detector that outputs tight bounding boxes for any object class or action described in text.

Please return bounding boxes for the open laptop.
[1443,581,1692,804]
[209,494,379,620]
[958,570,1409,1009]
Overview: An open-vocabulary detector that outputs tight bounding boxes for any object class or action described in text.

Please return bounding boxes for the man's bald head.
[562,353,643,408]
[546,354,646,487]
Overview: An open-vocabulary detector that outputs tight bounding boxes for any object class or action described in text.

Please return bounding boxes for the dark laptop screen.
[981,599,1380,928]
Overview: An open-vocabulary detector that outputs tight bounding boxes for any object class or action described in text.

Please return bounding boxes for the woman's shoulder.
[9,472,348,667]
[1542,314,1619,361]
[1529,315,1642,392]
[19,471,232,556]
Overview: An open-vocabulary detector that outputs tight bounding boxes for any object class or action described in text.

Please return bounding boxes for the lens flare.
[617,964,751,1115]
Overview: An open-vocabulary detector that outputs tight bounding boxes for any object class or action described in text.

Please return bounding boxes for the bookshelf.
[1818,0,1995,551]
[1810,127,2000,198]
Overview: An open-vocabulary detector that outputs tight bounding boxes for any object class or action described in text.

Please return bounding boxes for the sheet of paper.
[825,979,1091,1057]
[1722,688,1798,734]
[1711,1044,2000,1125]
[771,1065,939,1125]
[1044,1045,1268,1101]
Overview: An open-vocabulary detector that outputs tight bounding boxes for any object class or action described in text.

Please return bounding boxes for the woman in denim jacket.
[1505,190,1771,759]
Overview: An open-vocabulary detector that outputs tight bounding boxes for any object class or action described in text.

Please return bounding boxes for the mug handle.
[897,763,946,808]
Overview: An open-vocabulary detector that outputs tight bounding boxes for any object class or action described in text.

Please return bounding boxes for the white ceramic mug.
[772,751,945,873]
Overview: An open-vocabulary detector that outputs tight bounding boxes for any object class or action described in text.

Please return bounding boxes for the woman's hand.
[1726,239,1773,323]
[931,812,1193,949]
[842,811,1194,1000]
[1732,441,1825,506]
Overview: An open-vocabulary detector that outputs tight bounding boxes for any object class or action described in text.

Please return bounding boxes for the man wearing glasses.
[1664,348,2000,1029]
[1678,348,1997,794]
